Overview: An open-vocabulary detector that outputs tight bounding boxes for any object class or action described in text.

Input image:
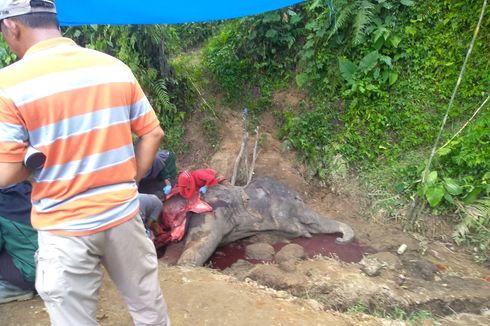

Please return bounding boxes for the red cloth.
[169,168,221,199]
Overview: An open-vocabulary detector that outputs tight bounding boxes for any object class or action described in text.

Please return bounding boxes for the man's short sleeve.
[130,80,161,137]
[0,95,28,162]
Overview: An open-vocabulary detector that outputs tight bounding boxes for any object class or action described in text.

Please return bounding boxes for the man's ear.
[1,18,20,40]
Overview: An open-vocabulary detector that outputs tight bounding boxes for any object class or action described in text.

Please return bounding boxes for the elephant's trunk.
[333,221,355,244]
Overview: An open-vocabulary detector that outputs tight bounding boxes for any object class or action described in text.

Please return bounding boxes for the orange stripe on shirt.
[131,112,161,137]
[31,159,137,202]
[32,187,137,229]
[38,123,132,167]
[18,82,135,131]
[0,142,27,162]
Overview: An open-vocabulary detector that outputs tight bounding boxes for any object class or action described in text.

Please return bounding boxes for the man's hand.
[134,126,164,183]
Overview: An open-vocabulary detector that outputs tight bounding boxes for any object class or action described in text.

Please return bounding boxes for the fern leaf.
[327,2,356,41]
[353,0,375,45]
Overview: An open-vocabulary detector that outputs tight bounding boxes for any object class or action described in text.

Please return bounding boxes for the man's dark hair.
[10,12,59,29]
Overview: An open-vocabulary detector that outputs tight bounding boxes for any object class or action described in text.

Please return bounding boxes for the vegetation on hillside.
[200,0,490,262]
[0,0,488,262]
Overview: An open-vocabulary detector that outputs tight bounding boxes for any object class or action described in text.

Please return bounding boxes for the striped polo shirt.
[0,37,161,236]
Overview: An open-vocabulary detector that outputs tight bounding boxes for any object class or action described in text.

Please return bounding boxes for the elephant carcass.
[176,176,355,266]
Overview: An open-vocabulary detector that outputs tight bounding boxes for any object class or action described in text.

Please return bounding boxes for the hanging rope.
[405,0,487,229]
[421,0,487,183]
[439,94,489,151]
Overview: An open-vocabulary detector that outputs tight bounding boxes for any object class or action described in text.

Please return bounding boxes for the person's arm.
[134,126,164,183]
[0,96,30,187]
[0,162,30,188]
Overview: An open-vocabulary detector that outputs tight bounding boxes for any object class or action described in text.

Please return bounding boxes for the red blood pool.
[209,234,375,270]
[160,234,375,269]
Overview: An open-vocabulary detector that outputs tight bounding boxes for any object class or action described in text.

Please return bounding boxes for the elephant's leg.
[177,210,230,266]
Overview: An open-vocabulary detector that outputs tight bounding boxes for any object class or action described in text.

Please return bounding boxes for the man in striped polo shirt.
[0,1,170,325]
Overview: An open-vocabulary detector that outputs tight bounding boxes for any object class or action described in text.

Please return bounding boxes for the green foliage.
[203,7,305,101]
[453,197,490,264]
[291,0,490,205]
[203,25,250,100]
[408,310,435,324]
[346,303,368,314]
[173,22,219,50]
[201,115,221,149]
[63,25,189,152]
[0,38,16,67]
[435,109,490,204]
[279,105,335,179]
[346,302,435,323]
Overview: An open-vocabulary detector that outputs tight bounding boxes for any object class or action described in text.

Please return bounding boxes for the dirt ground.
[1,93,489,326]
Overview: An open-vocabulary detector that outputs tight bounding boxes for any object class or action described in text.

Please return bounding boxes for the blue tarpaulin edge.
[56,0,305,26]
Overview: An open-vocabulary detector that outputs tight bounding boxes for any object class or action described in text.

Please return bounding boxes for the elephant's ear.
[187,192,213,214]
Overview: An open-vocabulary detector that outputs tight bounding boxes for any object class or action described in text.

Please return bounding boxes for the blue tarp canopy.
[57,0,305,26]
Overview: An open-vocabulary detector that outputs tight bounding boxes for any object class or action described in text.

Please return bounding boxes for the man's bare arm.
[0,162,30,187]
[134,126,164,183]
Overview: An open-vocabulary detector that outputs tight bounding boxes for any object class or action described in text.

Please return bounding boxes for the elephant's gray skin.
[176,176,354,266]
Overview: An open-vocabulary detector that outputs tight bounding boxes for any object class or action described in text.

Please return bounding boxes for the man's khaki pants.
[35,216,170,326]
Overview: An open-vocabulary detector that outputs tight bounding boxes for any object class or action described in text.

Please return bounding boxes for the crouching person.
[139,193,164,240]
[0,182,37,304]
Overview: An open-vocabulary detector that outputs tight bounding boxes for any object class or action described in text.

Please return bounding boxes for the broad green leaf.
[443,178,463,195]
[302,49,315,60]
[381,69,390,83]
[425,184,445,207]
[265,29,278,39]
[303,39,315,49]
[437,147,452,156]
[373,27,388,43]
[290,14,302,25]
[463,187,482,204]
[426,171,438,184]
[262,13,281,23]
[405,26,417,36]
[444,192,454,204]
[482,172,490,181]
[339,58,358,84]
[394,183,406,193]
[373,36,385,50]
[380,55,393,68]
[390,35,402,48]
[305,21,318,30]
[401,0,415,6]
[389,72,398,85]
[358,51,380,73]
[295,73,308,88]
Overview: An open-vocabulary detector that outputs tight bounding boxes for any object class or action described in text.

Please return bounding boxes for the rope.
[421,0,487,183]
[439,94,489,151]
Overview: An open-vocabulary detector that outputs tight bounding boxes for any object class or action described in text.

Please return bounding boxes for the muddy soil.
[2,95,489,326]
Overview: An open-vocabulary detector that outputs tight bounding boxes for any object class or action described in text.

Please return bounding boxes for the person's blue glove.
[163,185,172,195]
[199,186,208,194]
